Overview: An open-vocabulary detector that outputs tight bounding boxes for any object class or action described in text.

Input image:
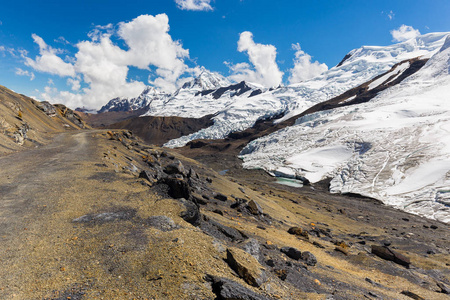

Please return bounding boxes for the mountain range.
[95,32,450,223]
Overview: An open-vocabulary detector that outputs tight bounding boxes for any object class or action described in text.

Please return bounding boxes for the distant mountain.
[98,86,168,113]
[240,34,450,223]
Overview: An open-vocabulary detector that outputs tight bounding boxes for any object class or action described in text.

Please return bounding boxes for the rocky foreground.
[1,129,448,300]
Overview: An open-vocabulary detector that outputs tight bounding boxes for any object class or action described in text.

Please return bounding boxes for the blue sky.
[0,0,449,109]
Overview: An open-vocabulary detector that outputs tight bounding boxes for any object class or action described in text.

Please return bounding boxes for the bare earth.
[0,130,449,299]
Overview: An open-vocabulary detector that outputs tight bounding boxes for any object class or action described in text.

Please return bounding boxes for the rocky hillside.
[1,128,448,299]
[0,85,88,155]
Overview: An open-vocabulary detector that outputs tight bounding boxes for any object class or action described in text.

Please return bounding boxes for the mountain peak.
[182,70,231,91]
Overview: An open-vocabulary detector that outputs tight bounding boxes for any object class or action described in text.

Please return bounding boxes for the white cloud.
[391,25,421,42]
[388,10,395,20]
[54,36,71,45]
[24,34,76,77]
[288,43,328,84]
[67,78,81,91]
[22,14,198,109]
[15,68,35,81]
[175,0,213,11]
[0,46,4,51]
[227,31,283,87]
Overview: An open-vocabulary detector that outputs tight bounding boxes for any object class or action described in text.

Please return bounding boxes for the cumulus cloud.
[24,34,76,77]
[23,14,197,109]
[175,0,213,11]
[288,43,328,84]
[391,25,421,42]
[227,31,283,87]
[15,68,35,81]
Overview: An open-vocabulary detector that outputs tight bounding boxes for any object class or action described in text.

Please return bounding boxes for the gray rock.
[247,200,263,215]
[371,245,411,268]
[160,175,191,199]
[179,198,200,226]
[281,247,302,260]
[243,238,261,261]
[164,160,185,175]
[226,247,267,287]
[301,251,317,266]
[214,193,228,201]
[205,275,269,300]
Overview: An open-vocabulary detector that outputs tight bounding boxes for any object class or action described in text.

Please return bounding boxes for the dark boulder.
[281,247,302,260]
[371,245,411,268]
[160,175,191,199]
[214,193,228,201]
[301,251,317,266]
[205,275,269,300]
[179,198,200,226]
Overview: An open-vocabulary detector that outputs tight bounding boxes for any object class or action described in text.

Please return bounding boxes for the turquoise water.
[275,177,304,188]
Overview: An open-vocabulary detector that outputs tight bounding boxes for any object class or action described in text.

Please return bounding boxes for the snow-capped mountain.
[98,86,168,113]
[141,71,264,118]
[164,32,449,148]
[240,34,450,223]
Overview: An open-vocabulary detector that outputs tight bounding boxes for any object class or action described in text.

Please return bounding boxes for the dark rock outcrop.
[205,275,269,300]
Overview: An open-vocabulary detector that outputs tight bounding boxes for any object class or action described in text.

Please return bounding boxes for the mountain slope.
[240,35,450,223]
[164,32,449,147]
[0,85,87,155]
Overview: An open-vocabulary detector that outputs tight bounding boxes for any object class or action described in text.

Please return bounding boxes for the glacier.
[163,32,449,148]
[240,34,450,223]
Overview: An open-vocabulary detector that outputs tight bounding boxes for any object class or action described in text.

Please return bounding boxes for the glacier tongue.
[240,34,450,223]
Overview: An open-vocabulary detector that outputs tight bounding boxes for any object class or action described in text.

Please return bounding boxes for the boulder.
[301,251,317,266]
[281,247,302,260]
[205,275,269,300]
[160,175,191,199]
[164,160,185,176]
[226,247,266,287]
[247,200,263,215]
[214,193,228,201]
[371,245,411,268]
[179,198,200,226]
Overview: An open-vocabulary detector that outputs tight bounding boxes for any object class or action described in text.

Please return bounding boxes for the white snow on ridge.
[240,35,450,223]
[162,32,449,147]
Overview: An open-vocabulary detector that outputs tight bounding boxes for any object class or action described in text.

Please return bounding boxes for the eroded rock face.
[226,247,266,287]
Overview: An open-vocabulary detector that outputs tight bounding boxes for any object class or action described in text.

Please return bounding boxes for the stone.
[242,238,261,261]
[179,198,200,226]
[205,275,269,300]
[214,193,228,201]
[437,282,450,294]
[335,246,349,256]
[164,161,185,175]
[247,200,263,215]
[301,251,317,266]
[280,247,302,260]
[200,218,246,242]
[213,209,224,216]
[160,175,191,199]
[288,227,303,235]
[226,247,266,287]
[371,245,410,268]
[400,290,425,300]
